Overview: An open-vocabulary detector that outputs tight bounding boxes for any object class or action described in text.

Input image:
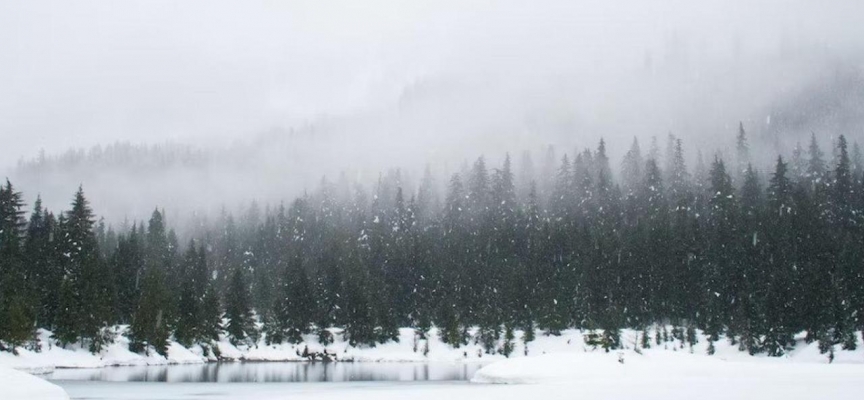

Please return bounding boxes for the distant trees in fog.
[1,126,863,359]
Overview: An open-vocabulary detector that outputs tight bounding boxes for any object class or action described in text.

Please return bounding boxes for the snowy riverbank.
[2,326,863,373]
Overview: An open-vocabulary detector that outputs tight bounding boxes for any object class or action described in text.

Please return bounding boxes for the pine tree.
[0,180,36,351]
[53,186,113,352]
[174,240,201,347]
[807,133,826,184]
[640,159,671,323]
[704,157,737,340]
[416,164,438,224]
[517,150,536,203]
[224,268,255,346]
[539,145,557,207]
[128,266,170,355]
[790,142,807,182]
[621,137,644,195]
[112,224,143,324]
[664,133,678,184]
[737,164,764,354]
[25,200,61,330]
[271,198,315,344]
[195,244,221,343]
[128,210,176,355]
[735,122,751,184]
[763,156,797,355]
[437,174,470,347]
[852,142,863,182]
[827,136,859,350]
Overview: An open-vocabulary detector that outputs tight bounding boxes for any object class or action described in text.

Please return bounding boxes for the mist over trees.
[7,64,864,229]
[2,127,862,359]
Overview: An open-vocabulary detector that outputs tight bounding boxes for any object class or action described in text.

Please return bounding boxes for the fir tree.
[735,122,751,184]
[224,268,255,346]
[174,240,202,347]
[128,266,170,355]
[807,133,826,184]
[0,180,36,350]
[623,137,644,190]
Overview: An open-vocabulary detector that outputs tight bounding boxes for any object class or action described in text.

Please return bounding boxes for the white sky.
[1,0,863,169]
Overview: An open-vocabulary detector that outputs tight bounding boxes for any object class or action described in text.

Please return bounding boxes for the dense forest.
[1,126,863,360]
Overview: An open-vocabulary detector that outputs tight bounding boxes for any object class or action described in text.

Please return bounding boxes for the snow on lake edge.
[2,326,862,373]
[1,364,69,400]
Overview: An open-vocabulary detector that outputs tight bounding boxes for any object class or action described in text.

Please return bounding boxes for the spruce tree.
[112,225,143,324]
[28,203,61,330]
[128,210,176,355]
[763,156,796,355]
[827,136,858,349]
[56,186,113,352]
[704,158,737,341]
[224,268,255,346]
[174,240,201,347]
[808,133,826,184]
[737,164,764,354]
[437,174,469,347]
[128,266,170,355]
[621,137,644,195]
[735,122,751,184]
[0,180,36,350]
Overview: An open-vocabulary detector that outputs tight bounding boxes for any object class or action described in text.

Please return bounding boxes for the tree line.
[1,127,863,359]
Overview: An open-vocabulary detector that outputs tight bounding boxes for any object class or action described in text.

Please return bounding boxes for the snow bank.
[0,364,69,400]
[472,351,732,384]
[2,326,862,372]
[472,349,864,399]
[0,328,209,371]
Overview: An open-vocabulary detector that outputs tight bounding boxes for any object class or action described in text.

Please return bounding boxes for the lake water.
[47,361,485,383]
[48,362,490,400]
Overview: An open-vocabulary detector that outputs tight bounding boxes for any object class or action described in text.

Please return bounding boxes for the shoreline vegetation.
[2,128,864,370]
[3,326,862,375]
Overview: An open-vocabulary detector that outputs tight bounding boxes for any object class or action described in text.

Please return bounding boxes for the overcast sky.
[2,0,863,171]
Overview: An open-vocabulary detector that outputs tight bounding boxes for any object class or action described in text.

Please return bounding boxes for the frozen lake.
[47,361,485,383]
[51,380,512,400]
[41,356,864,400]
[49,362,488,400]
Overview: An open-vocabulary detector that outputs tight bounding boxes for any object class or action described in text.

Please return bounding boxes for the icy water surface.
[48,361,484,383]
[52,380,505,400]
[49,362,488,400]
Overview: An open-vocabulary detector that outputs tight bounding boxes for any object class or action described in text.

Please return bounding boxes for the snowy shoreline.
[3,326,863,374]
[4,326,864,400]
[1,364,69,400]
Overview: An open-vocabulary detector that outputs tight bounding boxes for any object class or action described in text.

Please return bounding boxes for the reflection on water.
[48,362,484,383]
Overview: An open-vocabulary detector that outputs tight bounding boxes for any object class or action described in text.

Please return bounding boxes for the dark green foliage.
[174,242,214,347]
[48,187,114,352]
[0,180,37,351]
[200,285,223,342]
[128,209,176,355]
[128,267,170,355]
[641,327,651,349]
[500,326,515,357]
[584,330,619,352]
[224,268,256,346]
[4,130,864,360]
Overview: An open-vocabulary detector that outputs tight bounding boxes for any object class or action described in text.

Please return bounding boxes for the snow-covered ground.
[6,326,864,400]
[2,326,863,372]
[0,328,205,372]
[468,351,864,399]
[1,364,69,400]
